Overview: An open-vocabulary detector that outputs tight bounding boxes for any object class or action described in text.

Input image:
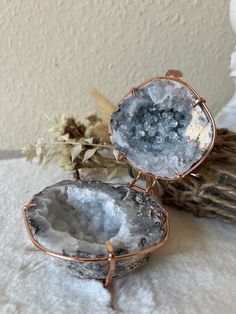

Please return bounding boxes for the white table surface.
[0,157,236,314]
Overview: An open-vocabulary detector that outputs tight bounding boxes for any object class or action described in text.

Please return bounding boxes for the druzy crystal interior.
[26,180,167,279]
[110,79,215,179]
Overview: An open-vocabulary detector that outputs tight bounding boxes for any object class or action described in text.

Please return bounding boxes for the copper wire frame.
[112,69,216,184]
[23,201,169,287]
[22,69,215,287]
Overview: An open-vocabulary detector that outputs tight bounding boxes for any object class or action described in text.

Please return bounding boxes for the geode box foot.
[23,180,168,283]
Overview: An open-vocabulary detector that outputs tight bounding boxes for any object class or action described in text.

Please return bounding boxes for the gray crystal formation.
[26,180,166,280]
[110,79,214,179]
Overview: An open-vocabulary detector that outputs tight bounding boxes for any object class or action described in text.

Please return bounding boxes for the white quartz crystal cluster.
[110,79,214,179]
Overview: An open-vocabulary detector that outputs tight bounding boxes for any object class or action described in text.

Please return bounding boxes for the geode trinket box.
[23,70,215,286]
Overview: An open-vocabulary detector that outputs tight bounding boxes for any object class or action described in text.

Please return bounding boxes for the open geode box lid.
[109,70,215,180]
[23,70,215,286]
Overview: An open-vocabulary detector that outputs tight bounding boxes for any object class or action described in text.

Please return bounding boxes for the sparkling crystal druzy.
[26,180,167,279]
[110,79,215,179]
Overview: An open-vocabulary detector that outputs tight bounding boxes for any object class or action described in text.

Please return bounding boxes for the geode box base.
[23,180,168,284]
[64,253,150,281]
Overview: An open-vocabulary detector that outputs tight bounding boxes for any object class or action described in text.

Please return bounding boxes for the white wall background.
[0,0,234,150]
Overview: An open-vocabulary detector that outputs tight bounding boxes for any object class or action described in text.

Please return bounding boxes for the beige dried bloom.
[23,102,126,179]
